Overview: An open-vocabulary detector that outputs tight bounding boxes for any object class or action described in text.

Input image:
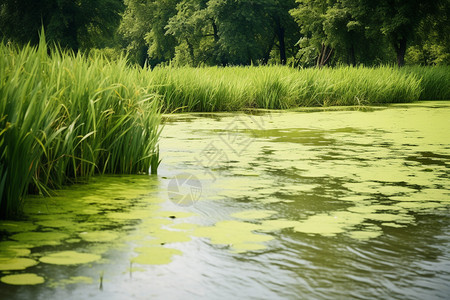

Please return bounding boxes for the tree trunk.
[211,19,227,66]
[274,17,286,65]
[212,21,219,43]
[393,37,407,67]
[262,35,275,65]
[138,45,149,67]
[316,43,334,67]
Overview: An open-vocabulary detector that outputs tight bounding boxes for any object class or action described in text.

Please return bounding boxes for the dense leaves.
[0,0,124,51]
[0,0,448,66]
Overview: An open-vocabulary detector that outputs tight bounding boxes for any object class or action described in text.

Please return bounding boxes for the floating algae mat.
[1,104,450,299]
[0,273,44,285]
[0,258,38,271]
[9,232,70,247]
[39,251,101,265]
[131,247,182,265]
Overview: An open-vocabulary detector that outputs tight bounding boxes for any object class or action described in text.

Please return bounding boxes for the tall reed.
[145,65,447,112]
[0,34,161,219]
[401,66,450,100]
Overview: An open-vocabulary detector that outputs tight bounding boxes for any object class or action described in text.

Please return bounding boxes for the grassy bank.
[0,37,161,218]
[147,65,449,112]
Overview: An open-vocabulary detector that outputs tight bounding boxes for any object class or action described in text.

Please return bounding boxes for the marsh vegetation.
[0,36,161,218]
[1,35,450,218]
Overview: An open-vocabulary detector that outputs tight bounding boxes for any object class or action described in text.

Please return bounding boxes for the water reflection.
[1,102,449,299]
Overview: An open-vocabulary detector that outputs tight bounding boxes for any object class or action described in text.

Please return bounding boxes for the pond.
[1,102,449,299]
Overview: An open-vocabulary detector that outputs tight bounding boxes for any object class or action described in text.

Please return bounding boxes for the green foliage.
[0,0,124,51]
[119,0,180,66]
[0,35,161,219]
[207,0,275,65]
[140,65,447,112]
[119,0,300,67]
[401,66,450,100]
[1,0,448,67]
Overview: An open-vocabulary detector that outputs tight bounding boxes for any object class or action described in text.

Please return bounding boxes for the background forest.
[1,0,449,68]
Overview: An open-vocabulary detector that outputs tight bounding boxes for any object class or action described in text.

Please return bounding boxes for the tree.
[165,0,215,66]
[206,0,275,65]
[266,0,300,65]
[290,0,337,67]
[343,0,449,67]
[0,0,124,51]
[405,0,450,65]
[164,0,299,66]
[119,0,180,66]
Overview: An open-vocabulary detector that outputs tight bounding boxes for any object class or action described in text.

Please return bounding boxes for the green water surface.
[0,102,449,299]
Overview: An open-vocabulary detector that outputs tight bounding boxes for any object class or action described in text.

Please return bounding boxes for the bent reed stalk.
[0,34,161,219]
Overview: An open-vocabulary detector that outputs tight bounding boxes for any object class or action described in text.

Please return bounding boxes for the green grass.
[147,65,449,112]
[0,35,161,219]
[400,65,450,100]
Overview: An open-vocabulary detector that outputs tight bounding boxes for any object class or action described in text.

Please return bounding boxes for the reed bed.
[148,65,449,112]
[0,35,161,218]
[400,66,450,100]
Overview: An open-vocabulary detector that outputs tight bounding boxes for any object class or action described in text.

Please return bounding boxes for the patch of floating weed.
[0,247,31,258]
[193,220,273,252]
[39,251,101,265]
[0,273,44,285]
[0,257,38,271]
[382,222,406,228]
[348,230,382,240]
[0,221,38,232]
[293,212,366,237]
[131,247,182,265]
[169,223,198,230]
[65,239,81,244]
[9,232,69,247]
[36,220,75,228]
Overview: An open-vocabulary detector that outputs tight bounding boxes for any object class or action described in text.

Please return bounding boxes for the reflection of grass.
[99,271,103,290]
[0,33,161,219]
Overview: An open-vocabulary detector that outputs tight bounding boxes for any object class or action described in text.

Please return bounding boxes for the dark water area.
[1,102,449,299]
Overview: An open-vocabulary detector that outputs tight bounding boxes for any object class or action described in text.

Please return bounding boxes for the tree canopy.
[0,0,124,51]
[1,0,448,67]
